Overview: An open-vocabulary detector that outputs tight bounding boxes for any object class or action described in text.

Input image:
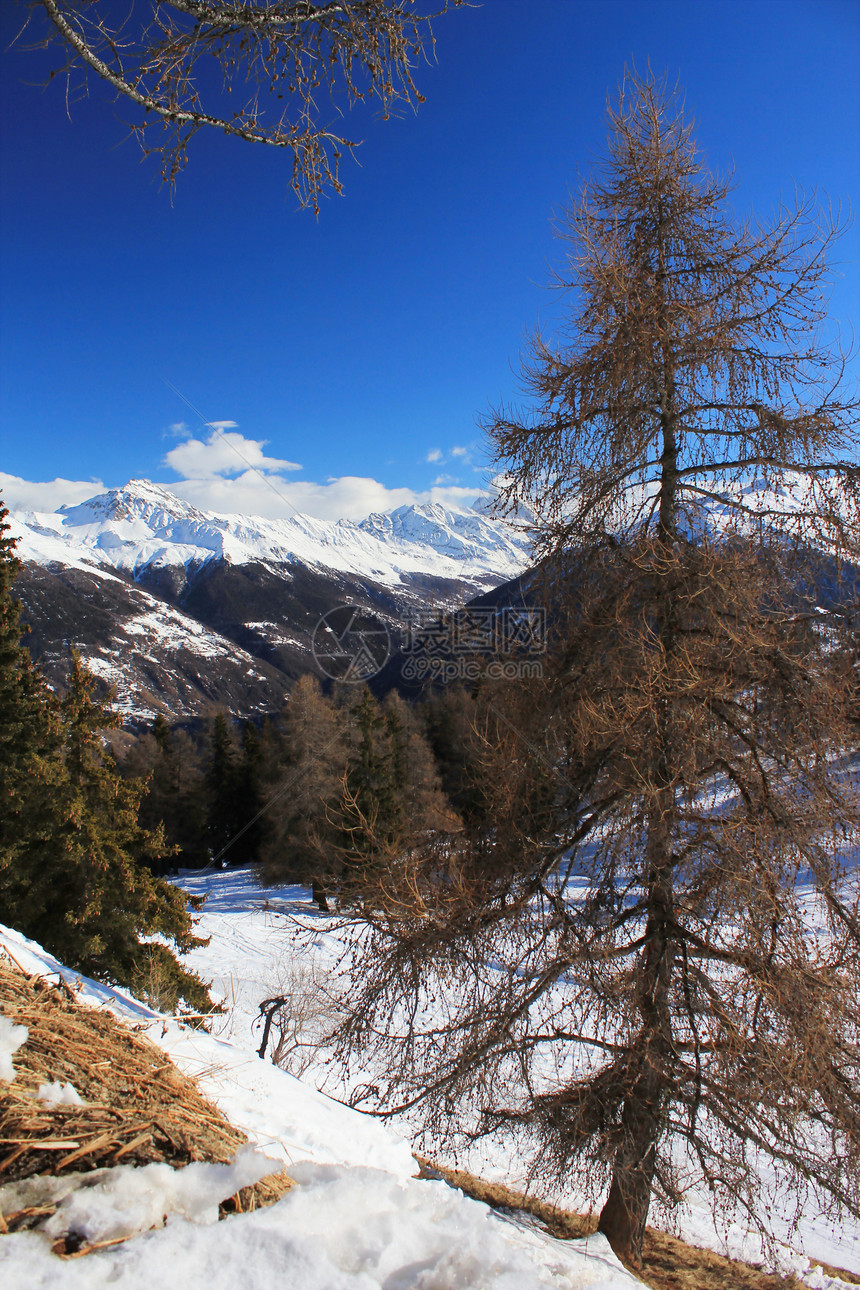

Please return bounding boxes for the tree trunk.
[597,817,674,1263]
[597,1060,665,1263]
[600,225,680,1265]
[312,879,330,912]
[599,734,676,1264]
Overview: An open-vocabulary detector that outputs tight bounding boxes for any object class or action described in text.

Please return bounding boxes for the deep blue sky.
[1,0,858,519]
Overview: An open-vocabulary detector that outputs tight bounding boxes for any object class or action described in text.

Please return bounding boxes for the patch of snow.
[2,1167,641,1288]
[168,868,860,1284]
[40,1145,274,1244]
[0,1014,28,1082]
[36,1081,85,1108]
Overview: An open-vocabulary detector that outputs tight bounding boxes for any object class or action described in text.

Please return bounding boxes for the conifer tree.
[260,675,347,909]
[38,656,212,1011]
[336,73,860,1267]
[122,717,208,870]
[25,0,463,210]
[420,685,487,826]
[261,681,458,909]
[0,498,64,920]
[344,687,402,852]
[382,691,460,837]
[205,712,240,864]
[0,502,212,1014]
[236,721,268,865]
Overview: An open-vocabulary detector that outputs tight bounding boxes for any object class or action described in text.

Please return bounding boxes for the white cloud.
[425,444,477,470]
[0,473,105,513]
[166,472,483,522]
[159,425,485,519]
[163,429,301,480]
[0,468,485,523]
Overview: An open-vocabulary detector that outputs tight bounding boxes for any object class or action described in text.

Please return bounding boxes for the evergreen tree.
[382,692,459,837]
[122,718,208,870]
[0,503,212,1014]
[236,721,268,865]
[420,685,487,827]
[261,681,458,910]
[205,712,240,864]
[203,714,272,867]
[344,687,402,851]
[0,498,64,922]
[40,657,211,1011]
[331,688,461,905]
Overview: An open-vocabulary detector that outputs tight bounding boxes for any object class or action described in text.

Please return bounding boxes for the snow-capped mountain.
[17,479,528,587]
[8,480,531,721]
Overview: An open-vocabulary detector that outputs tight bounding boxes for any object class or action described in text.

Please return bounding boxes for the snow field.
[0,921,642,1289]
[170,868,860,1285]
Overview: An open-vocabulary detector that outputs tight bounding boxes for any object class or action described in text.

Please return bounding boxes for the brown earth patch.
[416,1156,859,1290]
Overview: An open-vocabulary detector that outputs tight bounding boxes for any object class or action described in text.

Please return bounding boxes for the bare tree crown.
[490,74,859,557]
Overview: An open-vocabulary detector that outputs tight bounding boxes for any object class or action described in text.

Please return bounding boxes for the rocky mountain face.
[8,481,531,722]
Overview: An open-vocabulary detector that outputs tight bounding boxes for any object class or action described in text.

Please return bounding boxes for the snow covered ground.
[0,919,643,1289]
[171,867,860,1287]
[3,862,858,1288]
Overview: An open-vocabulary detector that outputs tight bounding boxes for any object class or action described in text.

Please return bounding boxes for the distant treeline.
[115,680,486,908]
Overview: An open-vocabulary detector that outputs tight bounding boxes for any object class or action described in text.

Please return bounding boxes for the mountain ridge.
[15,478,530,587]
[8,480,532,721]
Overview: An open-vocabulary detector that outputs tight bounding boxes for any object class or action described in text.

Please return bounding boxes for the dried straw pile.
[0,950,292,1246]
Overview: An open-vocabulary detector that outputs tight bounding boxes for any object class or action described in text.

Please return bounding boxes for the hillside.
[0,921,643,1289]
[2,871,858,1288]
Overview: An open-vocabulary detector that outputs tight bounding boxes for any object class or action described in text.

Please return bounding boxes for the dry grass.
[416,1158,860,1290]
[0,951,291,1254]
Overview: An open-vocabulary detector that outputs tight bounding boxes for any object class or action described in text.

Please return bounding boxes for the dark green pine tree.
[139,713,180,876]
[123,716,208,871]
[0,500,65,921]
[332,688,404,901]
[345,688,402,849]
[205,712,246,865]
[235,721,268,865]
[0,501,212,1014]
[37,656,213,1013]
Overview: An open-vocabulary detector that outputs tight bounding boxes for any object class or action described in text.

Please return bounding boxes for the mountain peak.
[59,480,206,527]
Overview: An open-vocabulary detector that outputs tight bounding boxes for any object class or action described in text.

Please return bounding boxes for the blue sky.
[1,0,858,520]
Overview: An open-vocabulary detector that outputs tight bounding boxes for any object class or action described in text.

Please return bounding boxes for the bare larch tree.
[333,72,860,1269]
[19,0,463,207]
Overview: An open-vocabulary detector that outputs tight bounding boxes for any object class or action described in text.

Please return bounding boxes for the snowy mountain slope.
[13,475,853,721]
[14,479,530,590]
[0,923,642,1289]
[7,481,532,720]
[10,550,292,722]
